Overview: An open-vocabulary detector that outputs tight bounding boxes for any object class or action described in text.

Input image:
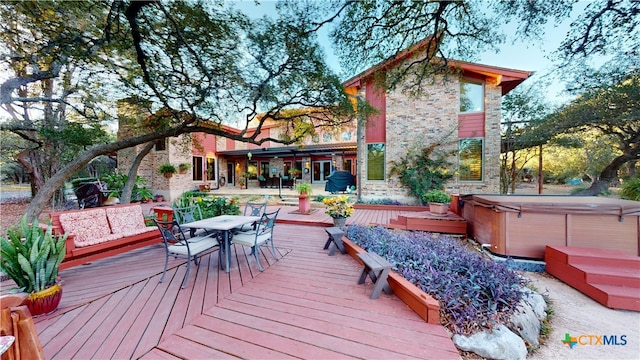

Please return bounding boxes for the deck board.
[25,205,460,359]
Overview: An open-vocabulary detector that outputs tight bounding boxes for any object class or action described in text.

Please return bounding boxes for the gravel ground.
[525,271,640,359]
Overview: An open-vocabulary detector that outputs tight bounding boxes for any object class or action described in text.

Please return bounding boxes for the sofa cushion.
[58,208,112,247]
[105,205,147,235]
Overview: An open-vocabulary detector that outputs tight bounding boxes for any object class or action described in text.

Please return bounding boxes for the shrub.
[196,196,241,217]
[620,176,640,201]
[356,198,406,206]
[346,225,525,335]
[422,189,452,204]
[389,143,455,203]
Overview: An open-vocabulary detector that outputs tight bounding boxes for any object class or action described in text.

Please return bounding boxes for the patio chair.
[174,205,209,237]
[231,208,280,272]
[154,219,220,288]
[235,201,268,232]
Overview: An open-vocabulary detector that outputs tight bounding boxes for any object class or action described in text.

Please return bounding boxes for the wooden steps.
[545,245,640,311]
[386,211,467,236]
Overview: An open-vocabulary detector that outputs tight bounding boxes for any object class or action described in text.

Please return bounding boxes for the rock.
[521,287,547,320]
[453,325,527,360]
[509,300,541,347]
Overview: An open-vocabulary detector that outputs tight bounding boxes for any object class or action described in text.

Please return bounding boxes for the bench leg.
[369,268,390,299]
[323,236,332,250]
[358,266,369,285]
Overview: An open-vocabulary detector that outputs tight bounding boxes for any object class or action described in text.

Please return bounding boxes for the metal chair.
[235,201,268,232]
[154,219,219,288]
[231,208,280,272]
[173,205,209,237]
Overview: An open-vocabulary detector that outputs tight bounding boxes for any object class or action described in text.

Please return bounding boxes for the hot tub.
[461,195,640,260]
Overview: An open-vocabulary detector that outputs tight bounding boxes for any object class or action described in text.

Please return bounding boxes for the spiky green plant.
[0,216,67,293]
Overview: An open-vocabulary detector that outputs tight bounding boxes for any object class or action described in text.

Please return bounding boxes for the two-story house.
[118,42,531,203]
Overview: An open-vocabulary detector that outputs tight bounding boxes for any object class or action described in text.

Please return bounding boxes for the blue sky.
[232,0,583,106]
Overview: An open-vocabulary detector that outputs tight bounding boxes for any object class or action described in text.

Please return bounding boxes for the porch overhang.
[218,142,357,159]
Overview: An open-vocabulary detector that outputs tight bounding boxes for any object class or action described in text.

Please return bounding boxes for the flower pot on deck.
[24,284,62,316]
[332,216,346,230]
[428,202,450,216]
[298,195,311,214]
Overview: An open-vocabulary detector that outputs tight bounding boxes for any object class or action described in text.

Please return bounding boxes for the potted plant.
[137,187,154,203]
[154,194,165,202]
[296,182,313,213]
[289,168,301,178]
[323,195,354,229]
[158,163,177,178]
[422,189,452,216]
[0,217,66,316]
[296,182,312,196]
[178,163,191,174]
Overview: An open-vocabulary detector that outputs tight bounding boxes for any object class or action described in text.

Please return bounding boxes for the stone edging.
[341,237,441,324]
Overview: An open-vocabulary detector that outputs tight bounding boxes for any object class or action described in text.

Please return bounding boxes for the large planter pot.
[428,202,450,216]
[298,195,311,213]
[332,216,347,230]
[24,284,62,316]
[341,238,441,324]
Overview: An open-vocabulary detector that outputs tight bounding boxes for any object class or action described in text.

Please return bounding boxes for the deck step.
[546,245,640,311]
[546,245,640,267]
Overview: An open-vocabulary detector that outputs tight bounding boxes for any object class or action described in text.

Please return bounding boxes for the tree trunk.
[573,152,635,196]
[120,142,155,203]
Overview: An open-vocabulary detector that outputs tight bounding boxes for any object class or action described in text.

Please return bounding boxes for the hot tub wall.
[462,195,640,260]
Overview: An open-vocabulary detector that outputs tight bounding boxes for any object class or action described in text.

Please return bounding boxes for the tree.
[500,89,552,193]
[328,1,638,92]
[540,72,640,194]
[0,1,359,222]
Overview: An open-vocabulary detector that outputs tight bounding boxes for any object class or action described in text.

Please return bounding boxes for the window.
[260,162,269,177]
[460,79,484,113]
[206,157,215,181]
[367,143,385,180]
[193,156,203,181]
[342,131,352,141]
[459,138,483,181]
[323,133,333,143]
[283,161,291,177]
[343,159,352,173]
[155,138,166,151]
[248,161,258,179]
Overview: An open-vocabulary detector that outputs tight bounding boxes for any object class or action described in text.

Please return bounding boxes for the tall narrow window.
[206,157,215,180]
[460,79,484,113]
[193,156,204,181]
[155,138,167,151]
[459,138,483,181]
[248,161,258,179]
[343,159,352,173]
[367,144,385,180]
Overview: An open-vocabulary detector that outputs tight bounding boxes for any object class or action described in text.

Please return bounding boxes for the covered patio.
[29,207,460,359]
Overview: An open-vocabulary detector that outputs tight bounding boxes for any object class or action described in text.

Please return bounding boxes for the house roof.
[342,37,532,95]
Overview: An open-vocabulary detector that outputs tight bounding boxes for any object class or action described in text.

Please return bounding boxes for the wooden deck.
[26,206,460,359]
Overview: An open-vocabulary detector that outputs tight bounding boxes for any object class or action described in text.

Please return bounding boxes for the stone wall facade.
[358,75,502,204]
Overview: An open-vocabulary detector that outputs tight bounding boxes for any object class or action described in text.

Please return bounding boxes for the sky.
[231,0,584,106]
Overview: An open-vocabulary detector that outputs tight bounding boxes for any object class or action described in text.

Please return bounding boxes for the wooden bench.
[49,204,161,270]
[323,227,346,256]
[357,252,393,299]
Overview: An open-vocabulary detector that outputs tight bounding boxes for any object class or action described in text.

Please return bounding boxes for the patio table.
[181,215,261,273]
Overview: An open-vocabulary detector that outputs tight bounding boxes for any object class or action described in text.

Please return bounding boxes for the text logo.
[562,333,627,348]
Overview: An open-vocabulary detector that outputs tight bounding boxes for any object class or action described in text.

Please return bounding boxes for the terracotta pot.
[163,172,173,179]
[24,284,62,316]
[428,202,450,216]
